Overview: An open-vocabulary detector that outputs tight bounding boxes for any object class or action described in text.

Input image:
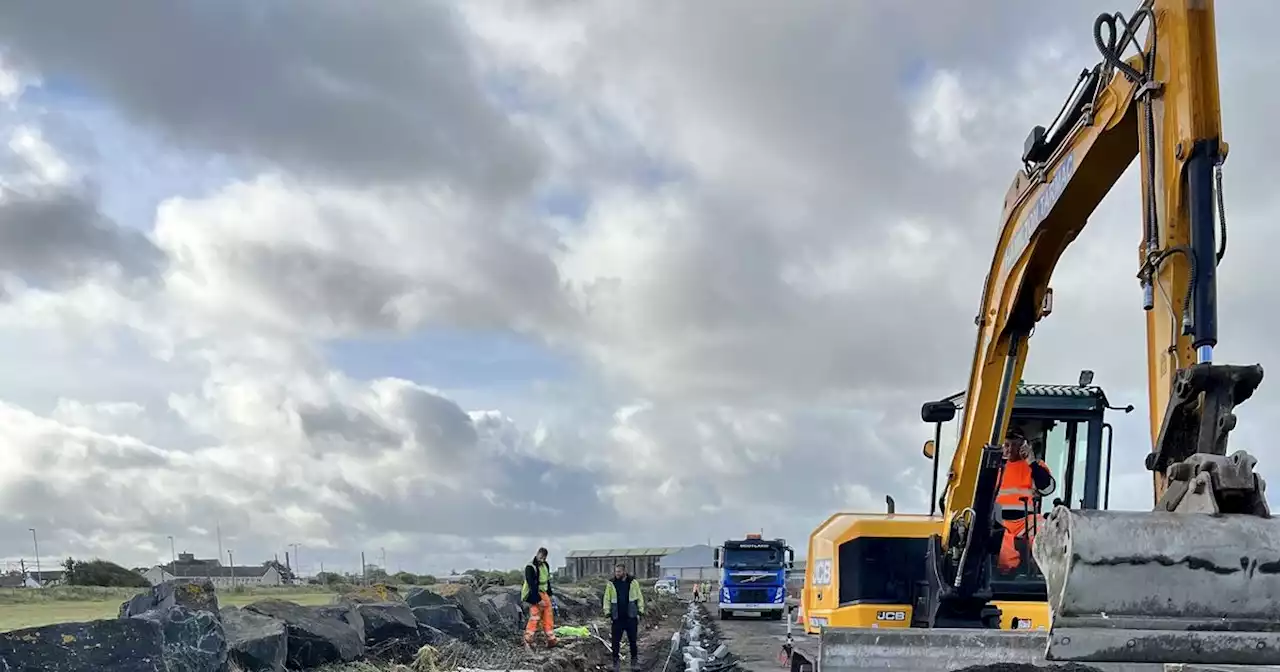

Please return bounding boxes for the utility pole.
[216,522,224,568]
[227,550,235,589]
[360,552,367,586]
[379,547,386,575]
[289,543,301,577]
[167,535,176,577]
[28,528,40,587]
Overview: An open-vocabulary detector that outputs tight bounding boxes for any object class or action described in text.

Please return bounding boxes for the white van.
[654,577,679,595]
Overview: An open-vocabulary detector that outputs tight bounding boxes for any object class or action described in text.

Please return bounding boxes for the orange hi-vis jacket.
[996,458,1045,514]
[996,458,1052,572]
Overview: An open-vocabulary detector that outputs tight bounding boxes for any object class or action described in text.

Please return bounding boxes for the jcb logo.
[875,610,907,621]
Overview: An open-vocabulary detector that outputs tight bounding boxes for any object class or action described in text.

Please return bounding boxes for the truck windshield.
[724,547,782,569]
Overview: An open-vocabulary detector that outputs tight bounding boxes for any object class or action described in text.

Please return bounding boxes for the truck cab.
[714,534,794,620]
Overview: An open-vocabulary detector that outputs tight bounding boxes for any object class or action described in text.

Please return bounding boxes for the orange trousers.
[997,515,1041,573]
[524,593,558,646]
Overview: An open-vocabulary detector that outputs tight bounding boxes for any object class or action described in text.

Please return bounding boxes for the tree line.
[47,558,526,589]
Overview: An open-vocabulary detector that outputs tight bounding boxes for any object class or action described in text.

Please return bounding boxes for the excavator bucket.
[1034,507,1280,666]
[816,627,1178,672]
[812,508,1280,672]
[818,628,1049,672]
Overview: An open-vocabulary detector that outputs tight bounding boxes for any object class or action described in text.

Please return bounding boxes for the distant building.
[0,569,65,588]
[143,552,282,588]
[29,569,65,586]
[565,547,683,580]
[658,545,717,581]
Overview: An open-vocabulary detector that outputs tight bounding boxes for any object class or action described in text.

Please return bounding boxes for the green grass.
[0,585,339,632]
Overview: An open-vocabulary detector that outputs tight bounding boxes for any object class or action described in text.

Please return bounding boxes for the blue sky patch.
[325,327,578,396]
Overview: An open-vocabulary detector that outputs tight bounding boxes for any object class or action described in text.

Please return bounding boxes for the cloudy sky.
[0,1,1277,577]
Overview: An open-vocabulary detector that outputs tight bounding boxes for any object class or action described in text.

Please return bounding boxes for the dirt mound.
[339,584,404,604]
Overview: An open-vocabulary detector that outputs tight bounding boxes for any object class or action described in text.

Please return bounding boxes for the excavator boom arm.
[929,0,1276,663]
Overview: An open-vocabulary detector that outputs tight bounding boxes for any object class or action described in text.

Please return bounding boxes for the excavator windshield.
[925,382,1122,602]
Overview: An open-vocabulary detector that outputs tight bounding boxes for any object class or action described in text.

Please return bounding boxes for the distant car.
[655,578,678,595]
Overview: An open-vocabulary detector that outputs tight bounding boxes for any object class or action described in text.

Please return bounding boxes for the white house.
[144,553,282,588]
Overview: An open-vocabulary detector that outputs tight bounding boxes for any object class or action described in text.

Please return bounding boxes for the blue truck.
[713,534,794,620]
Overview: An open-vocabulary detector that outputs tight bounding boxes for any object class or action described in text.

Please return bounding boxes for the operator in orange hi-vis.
[995,426,1053,574]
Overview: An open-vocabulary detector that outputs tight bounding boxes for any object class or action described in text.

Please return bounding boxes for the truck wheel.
[771,610,784,621]
[719,610,728,620]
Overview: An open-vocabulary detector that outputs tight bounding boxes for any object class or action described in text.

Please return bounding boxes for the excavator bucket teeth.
[1035,508,1280,666]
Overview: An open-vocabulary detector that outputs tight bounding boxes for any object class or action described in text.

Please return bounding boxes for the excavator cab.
[924,379,1129,629]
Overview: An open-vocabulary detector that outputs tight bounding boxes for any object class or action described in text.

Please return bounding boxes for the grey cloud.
[175,195,575,338]
[0,390,617,572]
[325,455,616,539]
[297,403,401,454]
[227,242,410,331]
[0,0,545,195]
[398,387,479,463]
[0,185,163,287]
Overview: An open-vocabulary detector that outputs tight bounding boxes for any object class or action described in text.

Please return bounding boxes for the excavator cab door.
[989,395,1108,602]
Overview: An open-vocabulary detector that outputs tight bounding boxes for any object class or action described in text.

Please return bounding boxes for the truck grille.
[735,588,768,604]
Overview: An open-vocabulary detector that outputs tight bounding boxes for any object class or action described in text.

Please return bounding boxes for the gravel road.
[711,610,815,672]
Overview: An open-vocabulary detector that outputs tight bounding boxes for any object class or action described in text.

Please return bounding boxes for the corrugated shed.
[658,545,714,569]
[565,546,683,558]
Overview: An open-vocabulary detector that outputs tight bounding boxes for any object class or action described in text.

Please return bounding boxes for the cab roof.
[943,383,1110,413]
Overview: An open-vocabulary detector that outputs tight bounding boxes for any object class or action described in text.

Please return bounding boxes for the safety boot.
[612,659,621,672]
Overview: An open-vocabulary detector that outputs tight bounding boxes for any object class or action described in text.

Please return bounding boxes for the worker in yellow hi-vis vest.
[521,547,558,649]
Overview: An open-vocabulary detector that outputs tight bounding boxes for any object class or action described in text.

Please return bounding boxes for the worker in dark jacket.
[522,547,558,649]
[603,563,646,672]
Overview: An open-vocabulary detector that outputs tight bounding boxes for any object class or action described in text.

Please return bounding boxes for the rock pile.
[678,602,738,672]
[0,579,607,672]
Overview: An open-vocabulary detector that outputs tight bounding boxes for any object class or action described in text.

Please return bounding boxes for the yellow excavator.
[801,379,1133,635]
[796,1,1280,670]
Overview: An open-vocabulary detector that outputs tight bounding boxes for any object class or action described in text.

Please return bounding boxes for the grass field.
[0,585,339,632]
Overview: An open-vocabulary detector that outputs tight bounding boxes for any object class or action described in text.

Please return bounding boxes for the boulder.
[404,586,448,608]
[479,598,502,627]
[222,606,286,672]
[480,589,524,630]
[245,599,364,669]
[120,579,220,619]
[131,605,228,672]
[431,584,490,629]
[418,624,451,646]
[0,618,166,671]
[315,603,365,642]
[355,602,419,645]
[412,605,474,641]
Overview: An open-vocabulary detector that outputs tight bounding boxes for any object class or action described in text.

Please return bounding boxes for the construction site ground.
[703,607,808,672]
